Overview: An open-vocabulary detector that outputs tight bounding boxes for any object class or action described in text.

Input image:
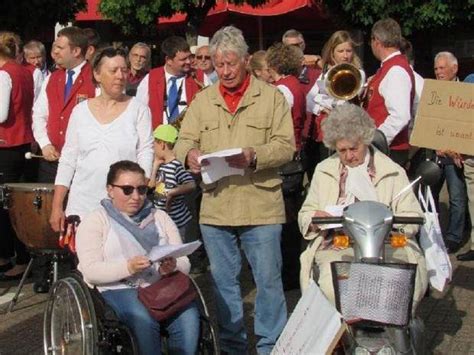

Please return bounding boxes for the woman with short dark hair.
[76,160,200,354]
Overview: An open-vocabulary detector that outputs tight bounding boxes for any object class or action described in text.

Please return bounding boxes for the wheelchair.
[43,271,218,354]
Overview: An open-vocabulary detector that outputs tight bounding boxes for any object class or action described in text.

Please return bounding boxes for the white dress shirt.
[0,71,13,123]
[203,70,218,86]
[135,67,188,124]
[276,84,294,108]
[55,97,154,217]
[377,51,413,145]
[32,61,88,149]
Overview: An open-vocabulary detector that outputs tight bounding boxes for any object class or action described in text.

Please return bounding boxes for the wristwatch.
[249,151,257,169]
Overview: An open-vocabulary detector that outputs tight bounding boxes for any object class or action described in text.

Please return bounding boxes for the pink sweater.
[76,207,190,287]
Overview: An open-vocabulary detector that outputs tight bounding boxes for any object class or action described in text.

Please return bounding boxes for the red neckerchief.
[218,74,251,114]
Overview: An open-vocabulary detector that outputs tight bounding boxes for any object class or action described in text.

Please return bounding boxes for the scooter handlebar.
[311,216,344,224]
[392,216,425,225]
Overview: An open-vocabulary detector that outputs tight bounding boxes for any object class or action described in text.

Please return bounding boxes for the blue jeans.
[200,224,287,355]
[433,164,467,244]
[102,288,199,355]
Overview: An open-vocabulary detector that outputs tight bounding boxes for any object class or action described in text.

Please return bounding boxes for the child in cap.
[150,124,196,238]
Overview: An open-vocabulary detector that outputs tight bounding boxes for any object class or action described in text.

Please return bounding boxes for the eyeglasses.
[196,55,211,60]
[111,184,148,196]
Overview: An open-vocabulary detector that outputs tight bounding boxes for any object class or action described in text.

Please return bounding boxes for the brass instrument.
[324,63,365,101]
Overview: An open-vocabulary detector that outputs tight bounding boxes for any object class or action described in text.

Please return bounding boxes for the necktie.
[167,76,179,122]
[64,69,75,102]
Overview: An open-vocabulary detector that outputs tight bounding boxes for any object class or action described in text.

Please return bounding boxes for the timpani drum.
[1,183,59,250]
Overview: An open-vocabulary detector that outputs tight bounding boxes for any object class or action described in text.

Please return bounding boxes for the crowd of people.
[0,16,473,354]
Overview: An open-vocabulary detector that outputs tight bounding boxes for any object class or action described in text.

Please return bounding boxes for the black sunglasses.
[196,55,211,60]
[111,184,148,196]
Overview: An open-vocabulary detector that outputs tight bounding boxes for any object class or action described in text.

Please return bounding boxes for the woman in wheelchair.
[298,104,428,310]
[75,160,200,354]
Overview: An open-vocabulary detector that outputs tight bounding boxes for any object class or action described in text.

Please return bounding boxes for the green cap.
[153,124,178,144]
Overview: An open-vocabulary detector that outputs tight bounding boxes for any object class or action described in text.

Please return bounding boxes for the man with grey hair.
[126,42,151,96]
[23,40,49,76]
[282,28,320,94]
[175,25,294,354]
[365,18,415,166]
[432,51,467,254]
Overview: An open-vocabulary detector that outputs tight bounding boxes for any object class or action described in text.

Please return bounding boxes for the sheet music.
[198,148,244,184]
[148,240,202,263]
[272,280,343,355]
[319,205,345,230]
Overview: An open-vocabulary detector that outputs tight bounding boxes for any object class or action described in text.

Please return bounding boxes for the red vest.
[366,54,415,151]
[45,62,96,151]
[147,66,203,129]
[276,75,306,151]
[23,63,36,76]
[0,61,34,147]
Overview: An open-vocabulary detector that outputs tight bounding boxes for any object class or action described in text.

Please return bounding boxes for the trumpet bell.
[325,63,363,101]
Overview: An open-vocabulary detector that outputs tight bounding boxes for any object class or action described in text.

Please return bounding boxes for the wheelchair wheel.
[44,272,138,355]
[43,275,99,354]
[190,277,219,354]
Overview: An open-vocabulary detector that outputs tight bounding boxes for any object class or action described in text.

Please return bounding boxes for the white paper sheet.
[319,205,345,230]
[272,280,343,355]
[198,148,244,184]
[148,240,202,263]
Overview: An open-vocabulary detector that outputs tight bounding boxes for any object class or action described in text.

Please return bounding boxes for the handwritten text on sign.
[411,79,474,155]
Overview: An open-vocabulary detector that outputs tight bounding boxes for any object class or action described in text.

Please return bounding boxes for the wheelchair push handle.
[392,216,425,225]
[312,216,344,225]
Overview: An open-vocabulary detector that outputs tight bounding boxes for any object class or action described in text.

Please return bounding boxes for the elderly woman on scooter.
[298,103,427,310]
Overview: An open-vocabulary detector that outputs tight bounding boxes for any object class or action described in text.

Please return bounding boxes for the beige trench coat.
[175,76,295,226]
[298,149,428,310]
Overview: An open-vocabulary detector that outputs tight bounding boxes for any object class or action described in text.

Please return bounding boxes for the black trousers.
[38,160,58,183]
[0,144,31,264]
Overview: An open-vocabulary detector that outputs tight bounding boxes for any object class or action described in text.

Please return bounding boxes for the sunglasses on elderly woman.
[196,55,211,60]
[111,184,148,196]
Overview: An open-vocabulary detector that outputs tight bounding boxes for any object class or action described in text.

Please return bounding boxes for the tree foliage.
[99,0,269,36]
[0,0,87,38]
[324,0,474,35]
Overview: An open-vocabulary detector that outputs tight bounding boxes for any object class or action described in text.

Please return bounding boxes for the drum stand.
[8,251,65,313]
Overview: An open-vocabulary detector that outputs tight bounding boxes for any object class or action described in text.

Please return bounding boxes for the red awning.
[159,0,317,24]
[75,0,102,21]
[76,0,326,29]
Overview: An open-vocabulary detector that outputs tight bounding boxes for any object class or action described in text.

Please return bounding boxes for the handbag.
[417,186,452,292]
[278,158,305,196]
[137,270,197,322]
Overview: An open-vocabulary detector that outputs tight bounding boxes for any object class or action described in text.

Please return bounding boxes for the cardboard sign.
[410,79,474,155]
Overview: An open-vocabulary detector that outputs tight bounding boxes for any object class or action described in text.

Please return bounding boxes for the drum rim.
[3,183,55,192]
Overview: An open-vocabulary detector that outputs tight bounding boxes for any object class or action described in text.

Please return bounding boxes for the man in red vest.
[136,36,203,129]
[32,26,96,183]
[365,18,415,166]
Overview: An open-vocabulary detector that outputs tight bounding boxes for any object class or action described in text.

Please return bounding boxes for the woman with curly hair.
[266,43,305,151]
[266,42,306,291]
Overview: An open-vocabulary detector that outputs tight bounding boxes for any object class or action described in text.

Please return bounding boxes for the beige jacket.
[298,149,424,291]
[175,76,295,226]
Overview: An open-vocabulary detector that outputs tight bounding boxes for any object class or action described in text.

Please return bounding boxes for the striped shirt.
[152,159,194,228]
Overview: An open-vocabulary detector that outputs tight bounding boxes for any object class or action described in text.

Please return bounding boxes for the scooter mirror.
[415,160,441,186]
[371,129,389,156]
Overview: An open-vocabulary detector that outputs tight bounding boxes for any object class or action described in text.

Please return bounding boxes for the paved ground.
[1,193,473,354]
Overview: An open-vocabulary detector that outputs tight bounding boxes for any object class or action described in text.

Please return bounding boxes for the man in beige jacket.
[175,26,295,355]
